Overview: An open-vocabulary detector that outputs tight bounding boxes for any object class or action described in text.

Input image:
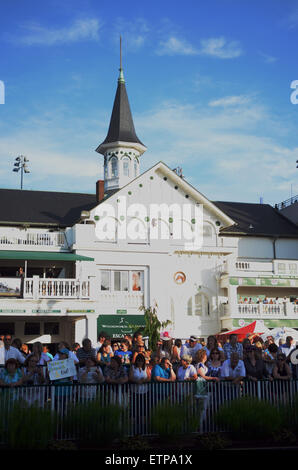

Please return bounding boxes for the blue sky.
[0,0,298,205]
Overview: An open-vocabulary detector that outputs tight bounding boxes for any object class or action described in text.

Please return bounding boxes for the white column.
[86,314,98,345]
[32,276,39,300]
[74,317,87,345]
[227,283,238,315]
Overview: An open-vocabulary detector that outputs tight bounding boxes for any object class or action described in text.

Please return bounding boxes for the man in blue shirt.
[151,357,176,382]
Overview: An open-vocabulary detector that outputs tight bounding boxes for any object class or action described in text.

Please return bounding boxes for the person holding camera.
[23,354,45,385]
[151,357,176,382]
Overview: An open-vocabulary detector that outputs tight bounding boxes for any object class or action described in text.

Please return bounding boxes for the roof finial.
[118,35,125,83]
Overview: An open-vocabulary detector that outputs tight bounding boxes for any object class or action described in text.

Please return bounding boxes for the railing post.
[32,275,39,300]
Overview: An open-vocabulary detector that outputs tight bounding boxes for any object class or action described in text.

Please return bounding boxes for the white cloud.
[199,37,243,59]
[259,52,278,64]
[209,95,252,107]
[136,100,296,204]
[112,18,150,52]
[156,37,198,56]
[15,18,102,46]
[284,9,298,30]
[156,35,243,59]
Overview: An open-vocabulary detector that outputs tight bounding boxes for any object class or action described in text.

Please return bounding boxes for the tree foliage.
[139,305,172,352]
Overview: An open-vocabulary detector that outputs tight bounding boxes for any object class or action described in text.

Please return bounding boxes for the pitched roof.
[1,186,298,239]
[96,73,145,154]
[0,188,97,227]
[213,201,298,238]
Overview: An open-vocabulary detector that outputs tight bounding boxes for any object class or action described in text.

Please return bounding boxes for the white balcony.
[223,259,298,278]
[24,277,90,300]
[220,302,298,319]
[0,228,67,251]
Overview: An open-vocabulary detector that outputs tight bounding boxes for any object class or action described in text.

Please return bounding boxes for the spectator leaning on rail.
[151,357,176,383]
[23,354,45,385]
[0,358,24,387]
[220,352,246,384]
[273,353,292,380]
[223,334,243,360]
[78,357,104,384]
[243,346,273,382]
[104,356,128,385]
[177,354,198,381]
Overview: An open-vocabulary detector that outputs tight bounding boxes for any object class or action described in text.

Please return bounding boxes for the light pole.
[12,155,30,189]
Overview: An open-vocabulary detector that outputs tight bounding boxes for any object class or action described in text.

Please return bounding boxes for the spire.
[96,38,146,156]
[118,35,125,84]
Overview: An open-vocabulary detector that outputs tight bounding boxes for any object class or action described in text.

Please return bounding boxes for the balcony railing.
[24,277,90,299]
[0,231,65,248]
[221,302,298,317]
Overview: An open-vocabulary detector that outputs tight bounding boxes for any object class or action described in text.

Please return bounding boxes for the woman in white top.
[129,354,150,393]
[78,357,104,401]
[129,354,150,432]
[177,354,197,381]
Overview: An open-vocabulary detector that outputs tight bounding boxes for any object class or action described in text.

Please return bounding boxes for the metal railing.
[1,379,298,438]
[276,195,298,210]
[0,231,65,247]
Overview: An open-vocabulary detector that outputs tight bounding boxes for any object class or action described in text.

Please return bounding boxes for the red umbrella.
[216,321,264,343]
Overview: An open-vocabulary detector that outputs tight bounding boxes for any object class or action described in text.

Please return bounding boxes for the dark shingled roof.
[0,188,97,227]
[96,79,145,151]
[1,188,298,239]
[213,201,298,238]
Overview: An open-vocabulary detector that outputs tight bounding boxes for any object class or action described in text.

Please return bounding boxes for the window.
[101,271,110,291]
[187,293,210,316]
[44,322,59,335]
[187,297,192,316]
[0,323,14,335]
[278,263,286,274]
[289,264,297,274]
[24,322,40,335]
[110,157,118,177]
[100,269,143,292]
[131,271,143,291]
[114,271,129,291]
[123,157,130,177]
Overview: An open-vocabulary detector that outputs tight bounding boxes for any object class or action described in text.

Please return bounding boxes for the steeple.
[96,38,146,191]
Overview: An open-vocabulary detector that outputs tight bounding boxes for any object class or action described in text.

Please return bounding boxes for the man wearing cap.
[181,336,202,361]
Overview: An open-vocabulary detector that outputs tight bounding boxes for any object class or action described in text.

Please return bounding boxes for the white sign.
[47,358,76,381]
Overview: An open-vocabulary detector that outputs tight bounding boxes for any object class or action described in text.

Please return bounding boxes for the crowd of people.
[0,330,297,388]
[238,295,298,305]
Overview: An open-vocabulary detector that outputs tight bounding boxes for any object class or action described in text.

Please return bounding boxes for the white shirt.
[220,359,246,379]
[177,364,197,381]
[4,346,25,364]
[181,342,202,359]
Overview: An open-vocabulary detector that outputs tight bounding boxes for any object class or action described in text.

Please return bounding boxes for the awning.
[0,251,94,261]
[216,320,267,341]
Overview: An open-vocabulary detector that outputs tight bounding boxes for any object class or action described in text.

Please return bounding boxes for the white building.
[1,65,298,348]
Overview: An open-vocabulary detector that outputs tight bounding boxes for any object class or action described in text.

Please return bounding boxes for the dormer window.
[123,157,130,177]
[110,156,118,177]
